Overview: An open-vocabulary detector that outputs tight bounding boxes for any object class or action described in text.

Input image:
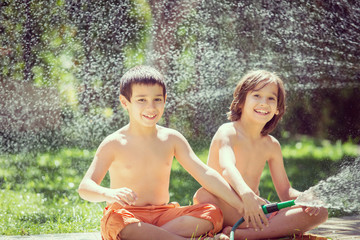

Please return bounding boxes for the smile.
[254,109,269,114]
[143,114,156,119]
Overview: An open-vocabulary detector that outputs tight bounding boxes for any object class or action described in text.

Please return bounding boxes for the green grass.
[0,149,105,235]
[260,138,359,202]
[0,190,102,235]
[0,137,359,235]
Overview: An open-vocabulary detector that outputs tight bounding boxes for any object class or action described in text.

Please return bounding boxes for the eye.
[269,97,276,101]
[137,98,146,102]
[253,94,260,98]
[155,98,163,102]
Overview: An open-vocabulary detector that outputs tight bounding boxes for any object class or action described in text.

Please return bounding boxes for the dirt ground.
[308,215,360,239]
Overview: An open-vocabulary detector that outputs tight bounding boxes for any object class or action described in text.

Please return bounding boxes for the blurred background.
[0,0,359,235]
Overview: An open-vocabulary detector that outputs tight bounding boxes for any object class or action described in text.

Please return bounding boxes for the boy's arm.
[268,137,321,216]
[78,139,137,205]
[172,131,243,212]
[267,137,300,201]
[216,130,268,230]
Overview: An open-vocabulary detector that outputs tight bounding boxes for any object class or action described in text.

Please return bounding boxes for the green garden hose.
[229,200,295,240]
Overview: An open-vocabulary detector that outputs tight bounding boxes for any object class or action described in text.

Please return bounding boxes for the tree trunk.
[22,0,37,82]
[148,0,199,75]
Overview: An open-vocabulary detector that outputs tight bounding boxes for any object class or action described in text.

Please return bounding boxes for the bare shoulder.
[264,134,282,159]
[157,125,179,135]
[156,126,193,158]
[97,127,129,152]
[215,122,237,139]
[266,134,281,145]
[157,125,186,143]
[218,122,236,133]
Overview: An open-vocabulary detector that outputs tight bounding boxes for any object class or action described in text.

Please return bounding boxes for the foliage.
[0,138,358,235]
[1,0,360,154]
[169,0,360,141]
[283,87,360,142]
[0,0,148,153]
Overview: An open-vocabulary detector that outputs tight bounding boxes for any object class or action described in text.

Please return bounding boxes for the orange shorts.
[100,202,223,240]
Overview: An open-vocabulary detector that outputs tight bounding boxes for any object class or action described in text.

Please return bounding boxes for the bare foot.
[222,226,232,235]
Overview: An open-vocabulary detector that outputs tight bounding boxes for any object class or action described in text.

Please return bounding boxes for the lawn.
[0,137,358,235]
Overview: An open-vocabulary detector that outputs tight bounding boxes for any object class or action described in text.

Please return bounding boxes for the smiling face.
[228,70,286,135]
[242,82,279,124]
[120,83,166,128]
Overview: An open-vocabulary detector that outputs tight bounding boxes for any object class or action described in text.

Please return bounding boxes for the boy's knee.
[316,207,328,224]
[193,187,218,205]
[119,223,138,240]
[119,227,131,240]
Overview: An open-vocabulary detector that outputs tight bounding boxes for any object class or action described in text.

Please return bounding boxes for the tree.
[168,0,360,140]
[66,0,144,114]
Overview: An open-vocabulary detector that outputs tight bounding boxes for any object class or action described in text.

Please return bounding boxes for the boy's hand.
[303,206,321,216]
[241,192,269,231]
[105,187,137,206]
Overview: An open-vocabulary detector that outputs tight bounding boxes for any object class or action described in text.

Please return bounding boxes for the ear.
[119,95,128,109]
[275,109,280,115]
[164,94,167,103]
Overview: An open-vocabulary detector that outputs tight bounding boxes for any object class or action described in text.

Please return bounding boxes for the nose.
[259,97,267,105]
[147,100,156,109]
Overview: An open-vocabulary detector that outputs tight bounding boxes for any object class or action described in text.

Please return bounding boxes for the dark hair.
[119,65,166,101]
[227,69,286,136]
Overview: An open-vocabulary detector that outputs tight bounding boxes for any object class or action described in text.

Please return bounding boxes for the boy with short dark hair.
[78,65,243,240]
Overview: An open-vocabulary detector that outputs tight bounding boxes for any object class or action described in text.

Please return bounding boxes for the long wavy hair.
[227,70,286,136]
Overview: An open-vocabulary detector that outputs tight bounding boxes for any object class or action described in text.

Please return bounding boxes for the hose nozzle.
[262,200,295,214]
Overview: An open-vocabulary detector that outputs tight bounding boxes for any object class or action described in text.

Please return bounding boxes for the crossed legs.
[120,215,229,240]
[193,187,328,240]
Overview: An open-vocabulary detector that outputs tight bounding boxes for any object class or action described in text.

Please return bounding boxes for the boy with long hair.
[194,70,328,239]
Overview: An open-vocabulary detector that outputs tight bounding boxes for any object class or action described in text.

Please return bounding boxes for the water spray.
[230,200,295,240]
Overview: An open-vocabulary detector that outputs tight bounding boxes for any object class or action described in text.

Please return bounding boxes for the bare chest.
[233,141,269,177]
[108,136,175,205]
[110,140,174,176]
